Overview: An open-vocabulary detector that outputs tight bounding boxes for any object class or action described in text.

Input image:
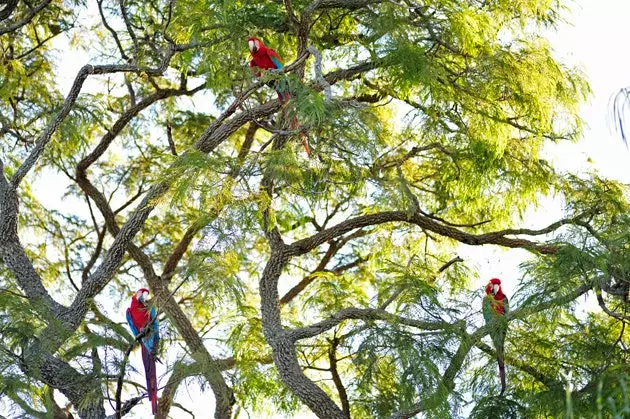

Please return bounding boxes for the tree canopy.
[1,0,629,418]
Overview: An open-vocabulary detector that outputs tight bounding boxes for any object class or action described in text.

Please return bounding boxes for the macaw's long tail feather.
[287,114,311,157]
[276,89,291,103]
[491,327,507,395]
[300,134,311,156]
[496,340,506,396]
[499,361,506,396]
[289,115,311,156]
[141,346,159,415]
[277,89,312,157]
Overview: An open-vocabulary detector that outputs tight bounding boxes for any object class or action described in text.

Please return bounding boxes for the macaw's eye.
[248,40,256,52]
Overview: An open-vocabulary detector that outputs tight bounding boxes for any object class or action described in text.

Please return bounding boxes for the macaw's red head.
[133,288,150,305]
[248,37,263,54]
[485,278,503,296]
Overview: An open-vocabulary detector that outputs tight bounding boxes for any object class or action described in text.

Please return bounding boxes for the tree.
[1,0,629,418]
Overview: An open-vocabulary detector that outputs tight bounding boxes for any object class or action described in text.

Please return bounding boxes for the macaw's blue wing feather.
[150,306,159,333]
[271,56,284,69]
[142,306,160,355]
[126,309,140,337]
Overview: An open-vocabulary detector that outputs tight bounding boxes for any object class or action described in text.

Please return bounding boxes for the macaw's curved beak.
[138,290,150,304]
[486,282,496,295]
[249,40,257,53]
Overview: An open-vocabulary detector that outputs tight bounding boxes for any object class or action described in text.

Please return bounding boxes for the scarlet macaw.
[248,36,311,156]
[482,278,509,396]
[126,288,159,414]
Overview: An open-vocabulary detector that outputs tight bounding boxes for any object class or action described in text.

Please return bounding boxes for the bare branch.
[287,210,564,258]
[97,0,130,63]
[117,0,139,60]
[595,285,630,322]
[289,307,452,341]
[306,46,332,101]
[0,0,52,35]
[328,337,350,418]
[166,123,178,156]
[77,85,204,174]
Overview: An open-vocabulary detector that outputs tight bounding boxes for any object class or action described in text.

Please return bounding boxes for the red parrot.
[126,288,160,414]
[248,36,311,156]
[482,278,509,396]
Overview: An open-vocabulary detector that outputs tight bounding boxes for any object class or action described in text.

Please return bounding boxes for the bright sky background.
[3,0,630,418]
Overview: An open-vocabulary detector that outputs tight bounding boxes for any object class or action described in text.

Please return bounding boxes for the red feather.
[141,345,158,414]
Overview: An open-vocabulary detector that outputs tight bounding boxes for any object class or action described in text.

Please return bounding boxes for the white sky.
[3,0,630,418]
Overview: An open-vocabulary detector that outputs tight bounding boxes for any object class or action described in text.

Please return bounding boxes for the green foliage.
[469,396,526,419]
[352,324,453,417]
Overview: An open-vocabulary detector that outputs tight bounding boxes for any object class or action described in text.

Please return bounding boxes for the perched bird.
[482,278,509,396]
[248,36,311,156]
[248,36,290,101]
[126,288,160,414]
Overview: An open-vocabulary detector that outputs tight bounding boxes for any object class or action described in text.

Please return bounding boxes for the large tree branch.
[20,345,105,418]
[289,307,453,341]
[287,210,566,257]
[0,161,66,314]
[324,61,380,85]
[261,249,349,418]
